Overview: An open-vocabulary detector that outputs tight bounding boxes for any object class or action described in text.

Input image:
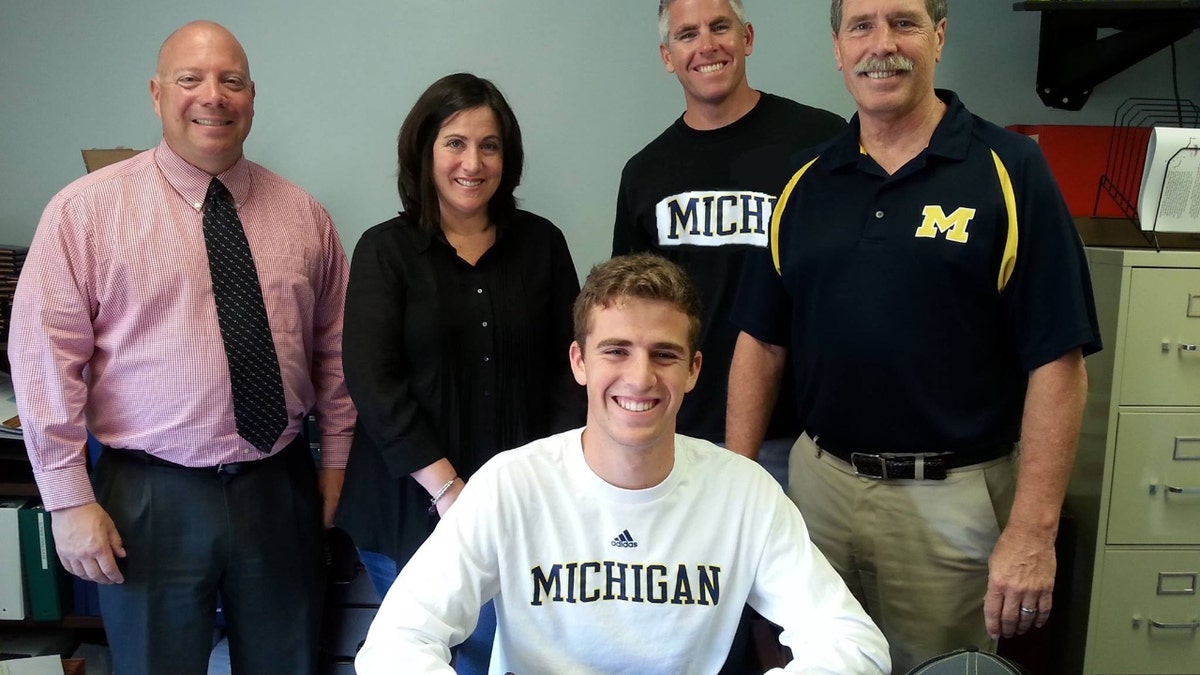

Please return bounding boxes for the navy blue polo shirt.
[732,90,1101,455]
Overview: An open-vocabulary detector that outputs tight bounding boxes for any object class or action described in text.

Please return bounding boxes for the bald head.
[157,21,250,80]
[150,21,256,175]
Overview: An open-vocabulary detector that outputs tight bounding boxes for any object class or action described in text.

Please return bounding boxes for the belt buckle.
[850,452,887,479]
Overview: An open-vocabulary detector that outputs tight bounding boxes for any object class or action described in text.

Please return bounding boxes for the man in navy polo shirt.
[725,0,1101,671]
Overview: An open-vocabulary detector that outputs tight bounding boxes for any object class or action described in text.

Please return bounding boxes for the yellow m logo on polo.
[915,206,976,243]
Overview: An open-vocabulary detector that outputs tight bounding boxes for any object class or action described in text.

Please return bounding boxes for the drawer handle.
[1166,485,1200,495]
[1149,483,1200,495]
[1149,618,1200,630]
[1181,344,1199,353]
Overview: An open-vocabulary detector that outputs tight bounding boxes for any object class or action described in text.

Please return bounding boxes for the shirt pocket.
[257,253,313,334]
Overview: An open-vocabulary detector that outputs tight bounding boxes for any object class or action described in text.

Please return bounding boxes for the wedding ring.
[1019,606,1036,615]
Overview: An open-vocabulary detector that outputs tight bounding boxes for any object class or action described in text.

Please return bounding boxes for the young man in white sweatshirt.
[355,253,890,674]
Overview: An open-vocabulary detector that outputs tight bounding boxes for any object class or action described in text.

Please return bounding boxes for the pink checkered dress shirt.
[9,140,356,510]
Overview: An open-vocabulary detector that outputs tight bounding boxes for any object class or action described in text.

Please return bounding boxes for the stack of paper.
[0,372,21,439]
[0,655,66,675]
[1137,127,1200,233]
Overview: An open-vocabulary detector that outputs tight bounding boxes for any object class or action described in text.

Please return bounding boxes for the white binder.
[0,498,28,620]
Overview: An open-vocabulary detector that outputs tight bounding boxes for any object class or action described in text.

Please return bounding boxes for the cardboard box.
[80,149,141,174]
[1008,125,1151,218]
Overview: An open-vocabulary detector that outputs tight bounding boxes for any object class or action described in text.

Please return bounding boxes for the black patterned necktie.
[202,177,288,453]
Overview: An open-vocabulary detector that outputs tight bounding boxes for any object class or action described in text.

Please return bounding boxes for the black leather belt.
[108,435,301,476]
[822,442,1013,481]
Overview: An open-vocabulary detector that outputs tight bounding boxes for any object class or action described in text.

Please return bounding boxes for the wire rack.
[1097,97,1200,249]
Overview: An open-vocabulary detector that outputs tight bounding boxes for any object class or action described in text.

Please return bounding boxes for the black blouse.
[334,210,584,564]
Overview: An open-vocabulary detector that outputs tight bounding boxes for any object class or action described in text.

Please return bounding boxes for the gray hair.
[659,0,748,45]
[830,0,946,33]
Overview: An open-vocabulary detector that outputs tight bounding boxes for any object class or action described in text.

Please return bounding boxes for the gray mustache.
[853,55,914,74]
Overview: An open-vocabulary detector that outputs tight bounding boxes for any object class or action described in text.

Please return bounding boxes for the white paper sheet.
[0,656,66,675]
[1138,126,1200,233]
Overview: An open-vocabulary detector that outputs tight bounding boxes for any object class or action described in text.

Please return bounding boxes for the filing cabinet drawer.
[1108,412,1200,545]
[1120,268,1200,406]
[1091,550,1200,674]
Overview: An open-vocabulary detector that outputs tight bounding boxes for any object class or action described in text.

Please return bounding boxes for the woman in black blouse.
[335,73,583,671]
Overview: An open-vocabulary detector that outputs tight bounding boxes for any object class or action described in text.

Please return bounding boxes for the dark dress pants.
[93,438,325,675]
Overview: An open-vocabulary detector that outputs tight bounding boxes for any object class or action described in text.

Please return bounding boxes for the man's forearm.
[985,348,1088,637]
[726,331,788,459]
[1008,349,1087,539]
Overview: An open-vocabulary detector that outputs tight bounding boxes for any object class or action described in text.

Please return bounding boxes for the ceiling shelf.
[1014,1,1200,110]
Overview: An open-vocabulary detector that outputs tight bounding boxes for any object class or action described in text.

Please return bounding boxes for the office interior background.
[2,0,1200,272]
[4,1,1200,674]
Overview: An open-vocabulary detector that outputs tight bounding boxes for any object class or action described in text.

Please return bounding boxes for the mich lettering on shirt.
[529,561,721,607]
[655,190,776,247]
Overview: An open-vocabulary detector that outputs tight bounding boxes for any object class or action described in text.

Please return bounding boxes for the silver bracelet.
[428,476,459,514]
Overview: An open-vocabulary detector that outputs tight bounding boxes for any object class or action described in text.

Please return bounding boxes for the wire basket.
[1097,97,1200,248]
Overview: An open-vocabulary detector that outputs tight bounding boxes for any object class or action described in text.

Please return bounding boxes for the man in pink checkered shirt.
[8,20,355,675]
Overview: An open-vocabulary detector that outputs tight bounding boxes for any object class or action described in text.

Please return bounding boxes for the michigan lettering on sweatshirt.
[655,190,775,247]
[529,561,721,606]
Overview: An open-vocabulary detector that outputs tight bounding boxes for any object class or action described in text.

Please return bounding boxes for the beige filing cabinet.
[1064,247,1200,674]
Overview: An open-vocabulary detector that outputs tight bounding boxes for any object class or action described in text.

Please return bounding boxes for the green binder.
[17,504,68,621]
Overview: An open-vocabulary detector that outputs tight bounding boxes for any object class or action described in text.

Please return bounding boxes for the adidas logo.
[611,529,638,548]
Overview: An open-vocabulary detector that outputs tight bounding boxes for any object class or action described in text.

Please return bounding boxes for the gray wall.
[2,1,1199,276]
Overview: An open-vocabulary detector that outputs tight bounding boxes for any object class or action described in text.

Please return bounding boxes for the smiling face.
[431,105,503,225]
[150,22,255,175]
[833,0,944,125]
[659,0,755,115]
[571,297,701,463]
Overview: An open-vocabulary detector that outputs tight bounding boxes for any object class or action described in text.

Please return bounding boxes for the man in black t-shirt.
[612,0,843,484]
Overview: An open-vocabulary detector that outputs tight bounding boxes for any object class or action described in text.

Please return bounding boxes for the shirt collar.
[824,89,971,171]
[408,211,511,256]
[672,90,766,143]
[153,139,253,212]
[924,89,971,161]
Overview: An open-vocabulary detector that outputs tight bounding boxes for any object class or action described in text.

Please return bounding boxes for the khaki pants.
[787,433,1016,674]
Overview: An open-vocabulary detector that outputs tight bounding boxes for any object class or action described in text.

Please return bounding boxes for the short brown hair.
[573,254,702,355]
[396,73,524,232]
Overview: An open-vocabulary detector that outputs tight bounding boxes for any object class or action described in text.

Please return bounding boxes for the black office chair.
[319,527,380,675]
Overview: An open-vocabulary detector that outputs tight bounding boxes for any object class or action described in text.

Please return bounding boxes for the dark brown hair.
[396,73,524,231]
